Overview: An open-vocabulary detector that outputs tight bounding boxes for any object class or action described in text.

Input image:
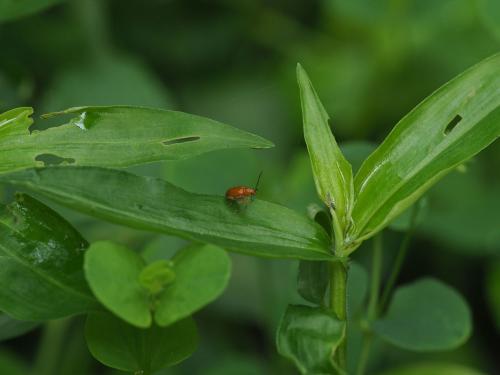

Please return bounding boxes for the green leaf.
[351,54,500,242]
[375,362,487,375]
[0,194,97,320]
[297,64,353,231]
[155,243,231,326]
[297,261,328,305]
[0,105,274,174]
[277,305,345,375]
[85,312,197,373]
[139,260,176,295]
[85,241,230,328]
[0,167,333,260]
[0,313,39,341]
[0,0,62,22]
[373,278,472,351]
[84,241,151,328]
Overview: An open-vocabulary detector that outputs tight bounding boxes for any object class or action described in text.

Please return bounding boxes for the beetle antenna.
[254,171,263,191]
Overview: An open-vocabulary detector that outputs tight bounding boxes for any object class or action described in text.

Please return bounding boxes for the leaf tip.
[296,63,308,82]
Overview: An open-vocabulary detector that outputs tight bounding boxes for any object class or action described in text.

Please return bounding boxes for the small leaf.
[297,64,353,231]
[0,194,97,320]
[297,261,328,305]
[0,105,274,174]
[84,241,151,328]
[373,278,472,351]
[375,362,487,375]
[155,244,231,326]
[0,167,333,260]
[139,260,176,295]
[277,305,345,375]
[351,53,500,242]
[0,313,39,341]
[85,312,197,373]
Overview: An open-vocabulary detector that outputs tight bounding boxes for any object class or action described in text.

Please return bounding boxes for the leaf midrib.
[11,179,330,256]
[353,109,499,237]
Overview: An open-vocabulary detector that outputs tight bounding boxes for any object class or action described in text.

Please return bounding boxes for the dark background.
[0,0,499,374]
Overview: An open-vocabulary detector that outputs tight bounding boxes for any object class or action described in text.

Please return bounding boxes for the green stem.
[379,203,420,313]
[330,260,347,371]
[356,234,383,375]
[367,234,383,320]
[32,319,71,375]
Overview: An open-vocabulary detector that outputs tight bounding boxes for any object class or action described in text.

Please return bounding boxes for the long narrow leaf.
[297,64,353,231]
[0,106,274,174]
[350,53,500,241]
[0,167,333,260]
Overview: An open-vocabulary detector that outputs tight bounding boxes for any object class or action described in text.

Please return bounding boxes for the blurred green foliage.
[0,0,498,374]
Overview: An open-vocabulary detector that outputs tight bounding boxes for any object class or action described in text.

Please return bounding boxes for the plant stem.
[367,234,383,320]
[32,319,71,375]
[330,260,347,371]
[329,205,348,372]
[379,203,420,313]
[356,234,383,375]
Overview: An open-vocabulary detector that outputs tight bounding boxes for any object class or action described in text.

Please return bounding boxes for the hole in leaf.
[444,114,462,135]
[35,154,76,166]
[162,136,200,146]
[29,112,77,133]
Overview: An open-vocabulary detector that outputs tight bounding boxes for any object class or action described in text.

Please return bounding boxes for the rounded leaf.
[85,312,197,373]
[155,244,231,326]
[373,278,472,351]
[84,241,150,328]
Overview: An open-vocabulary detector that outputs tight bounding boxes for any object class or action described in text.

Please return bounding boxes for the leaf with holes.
[85,312,197,373]
[0,106,274,174]
[372,278,472,351]
[0,167,333,260]
[0,194,98,320]
[349,53,500,243]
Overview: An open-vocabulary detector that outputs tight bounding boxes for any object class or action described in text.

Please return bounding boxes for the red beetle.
[225,172,262,203]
